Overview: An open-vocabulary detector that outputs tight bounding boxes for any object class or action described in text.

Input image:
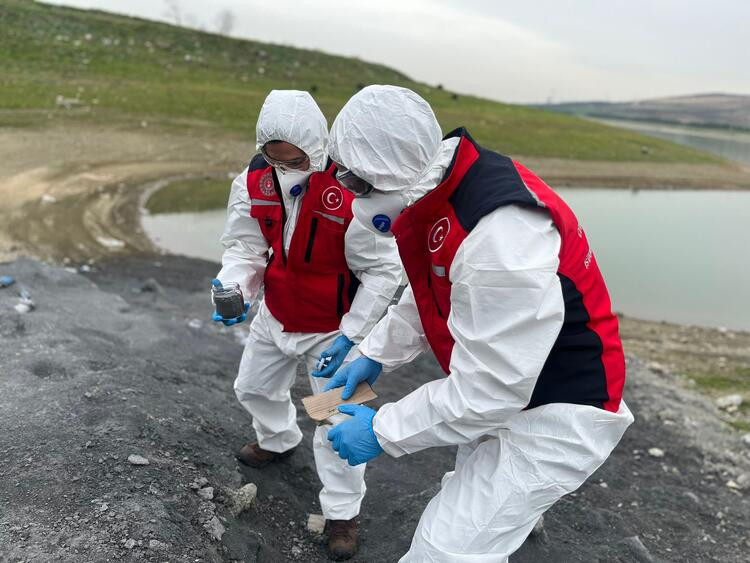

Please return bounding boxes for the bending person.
[316,85,633,562]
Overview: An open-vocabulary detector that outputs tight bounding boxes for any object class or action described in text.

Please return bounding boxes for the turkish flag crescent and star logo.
[259,172,275,197]
[322,186,343,211]
[428,217,451,253]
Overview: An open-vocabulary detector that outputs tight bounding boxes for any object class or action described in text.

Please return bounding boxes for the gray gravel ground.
[1,256,750,562]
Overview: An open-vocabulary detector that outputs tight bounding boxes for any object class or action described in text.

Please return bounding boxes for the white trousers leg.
[233,301,367,519]
[401,401,634,562]
[234,305,302,453]
[304,338,367,521]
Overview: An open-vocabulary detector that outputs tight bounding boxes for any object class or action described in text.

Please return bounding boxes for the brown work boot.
[327,518,358,561]
[236,442,296,468]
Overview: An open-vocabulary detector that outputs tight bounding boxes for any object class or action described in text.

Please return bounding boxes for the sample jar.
[212,282,245,319]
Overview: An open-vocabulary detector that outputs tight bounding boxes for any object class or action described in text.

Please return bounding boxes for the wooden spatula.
[302,382,377,422]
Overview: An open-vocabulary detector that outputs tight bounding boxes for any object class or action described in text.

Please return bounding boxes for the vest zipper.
[336,273,345,318]
[271,169,288,264]
[304,217,318,263]
[428,271,445,319]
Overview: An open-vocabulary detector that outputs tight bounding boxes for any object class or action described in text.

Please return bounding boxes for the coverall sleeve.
[339,216,403,343]
[357,283,430,372]
[372,205,565,457]
[215,167,269,302]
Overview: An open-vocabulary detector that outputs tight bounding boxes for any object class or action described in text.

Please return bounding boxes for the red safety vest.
[392,129,625,413]
[246,155,360,333]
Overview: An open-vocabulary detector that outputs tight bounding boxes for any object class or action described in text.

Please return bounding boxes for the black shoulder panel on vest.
[449,148,539,233]
[527,274,609,410]
[248,153,267,172]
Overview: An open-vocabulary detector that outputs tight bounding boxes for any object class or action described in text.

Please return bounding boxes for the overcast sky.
[43,0,750,104]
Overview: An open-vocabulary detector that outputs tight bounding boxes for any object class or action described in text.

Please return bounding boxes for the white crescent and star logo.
[259,172,275,197]
[322,186,343,211]
[428,217,451,253]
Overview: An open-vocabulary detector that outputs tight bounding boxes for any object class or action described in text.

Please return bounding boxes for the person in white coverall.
[213,90,401,560]
[315,85,634,562]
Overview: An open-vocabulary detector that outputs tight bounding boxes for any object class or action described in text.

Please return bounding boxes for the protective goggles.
[261,146,310,170]
[335,165,374,197]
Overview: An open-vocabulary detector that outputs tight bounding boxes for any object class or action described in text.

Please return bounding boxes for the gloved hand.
[211,278,250,326]
[310,334,354,378]
[328,404,383,466]
[321,356,382,400]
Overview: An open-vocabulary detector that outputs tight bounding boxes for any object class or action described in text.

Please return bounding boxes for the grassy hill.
[0,0,722,166]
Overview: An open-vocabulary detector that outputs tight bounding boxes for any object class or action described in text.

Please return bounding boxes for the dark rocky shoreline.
[2,255,750,562]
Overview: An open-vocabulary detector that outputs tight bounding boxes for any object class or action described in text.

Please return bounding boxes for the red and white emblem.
[259,172,275,197]
[428,217,451,253]
[322,186,343,211]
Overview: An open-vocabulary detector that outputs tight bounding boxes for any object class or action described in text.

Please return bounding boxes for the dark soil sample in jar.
[212,283,245,319]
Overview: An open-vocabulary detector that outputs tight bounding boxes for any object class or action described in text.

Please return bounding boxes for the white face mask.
[351,191,406,236]
[275,168,313,198]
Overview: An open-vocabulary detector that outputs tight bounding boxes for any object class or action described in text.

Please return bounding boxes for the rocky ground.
[2,255,750,562]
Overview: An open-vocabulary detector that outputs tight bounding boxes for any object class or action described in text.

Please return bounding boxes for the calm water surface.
[142,190,750,331]
[142,122,750,330]
[597,118,750,165]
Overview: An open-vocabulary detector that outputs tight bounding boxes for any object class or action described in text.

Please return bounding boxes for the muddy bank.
[3,123,750,264]
[2,255,750,562]
[0,123,250,263]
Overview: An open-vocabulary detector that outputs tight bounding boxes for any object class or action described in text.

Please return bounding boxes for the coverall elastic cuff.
[372,408,408,458]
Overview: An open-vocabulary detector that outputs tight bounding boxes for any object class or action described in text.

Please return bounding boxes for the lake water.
[142,190,750,331]
[143,209,227,263]
[142,121,750,331]
[596,119,750,165]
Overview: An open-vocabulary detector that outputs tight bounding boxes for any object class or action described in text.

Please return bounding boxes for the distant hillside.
[541,94,750,131]
[0,0,722,163]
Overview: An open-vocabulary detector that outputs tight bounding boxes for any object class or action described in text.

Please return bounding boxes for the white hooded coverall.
[329,86,634,560]
[217,90,402,520]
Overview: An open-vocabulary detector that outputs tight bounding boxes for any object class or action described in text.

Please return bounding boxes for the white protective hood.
[256,90,329,173]
[329,85,443,192]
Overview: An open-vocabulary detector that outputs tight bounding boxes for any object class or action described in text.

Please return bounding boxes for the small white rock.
[124,538,136,550]
[190,477,209,490]
[647,361,667,374]
[648,448,665,458]
[735,473,750,490]
[203,516,225,541]
[716,394,743,410]
[41,194,57,204]
[197,486,214,500]
[228,483,258,516]
[148,539,167,550]
[96,236,126,249]
[307,513,325,535]
[127,454,149,466]
[741,433,750,447]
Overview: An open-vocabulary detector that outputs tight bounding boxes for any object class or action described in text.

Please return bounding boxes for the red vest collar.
[392,135,479,237]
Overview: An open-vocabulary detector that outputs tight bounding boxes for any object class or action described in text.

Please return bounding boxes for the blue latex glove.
[328,404,383,466]
[211,278,250,326]
[321,356,382,400]
[310,334,354,378]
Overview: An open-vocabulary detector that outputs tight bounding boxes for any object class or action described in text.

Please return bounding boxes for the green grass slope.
[0,0,721,164]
